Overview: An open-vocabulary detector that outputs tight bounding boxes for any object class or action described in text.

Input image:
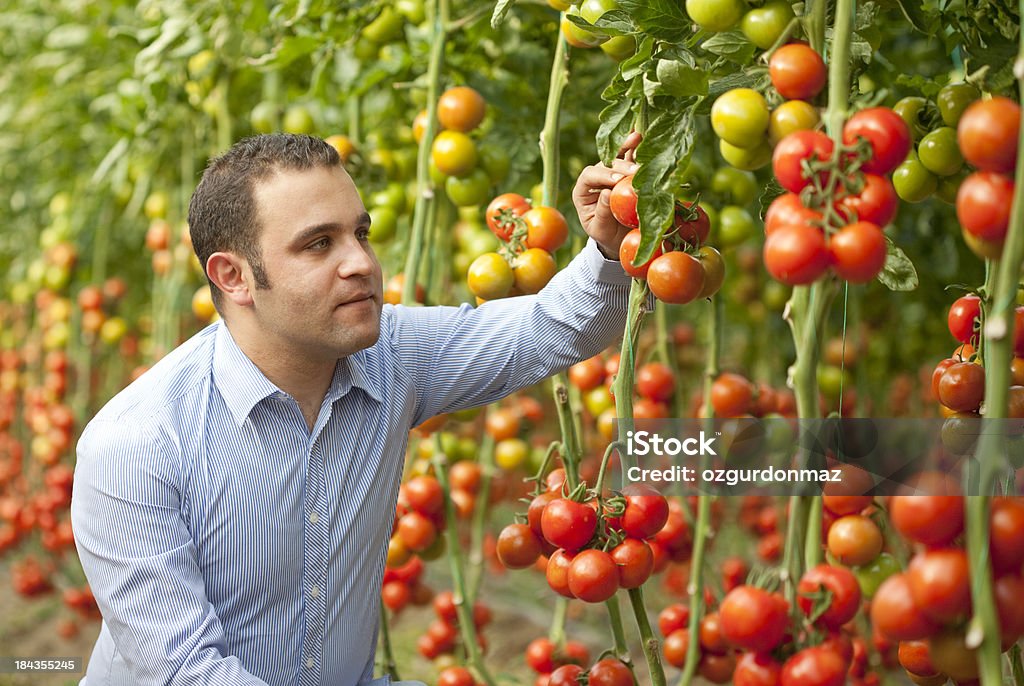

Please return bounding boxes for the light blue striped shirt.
[71,240,633,686]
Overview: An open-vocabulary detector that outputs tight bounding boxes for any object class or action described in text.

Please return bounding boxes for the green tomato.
[817,364,851,400]
[917,126,963,177]
[282,105,315,135]
[716,205,756,247]
[853,552,900,599]
[353,38,379,61]
[719,138,772,171]
[395,0,426,24]
[935,167,968,205]
[711,166,758,205]
[478,143,511,184]
[892,154,938,203]
[892,96,930,142]
[561,6,606,48]
[250,101,278,134]
[362,7,404,43]
[686,0,746,32]
[711,88,770,149]
[368,206,398,243]
[369,182,408,213]
[679,157,711,190]
[580,0,618,24]
[445,168,491,208]
[392,148,418,181]
[600,34,636,61]
[740,1,794,49]
[937,82,981,127]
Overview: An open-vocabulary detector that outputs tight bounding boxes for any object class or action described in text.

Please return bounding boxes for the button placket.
[299,440,329,686]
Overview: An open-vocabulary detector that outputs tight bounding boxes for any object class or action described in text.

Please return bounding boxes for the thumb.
[591,189,618,236]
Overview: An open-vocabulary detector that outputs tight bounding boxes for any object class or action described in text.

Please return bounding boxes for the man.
[71,132,641,685]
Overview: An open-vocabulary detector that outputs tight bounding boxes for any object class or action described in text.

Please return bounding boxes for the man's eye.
[309,237,330,250]
[357,228,371,241]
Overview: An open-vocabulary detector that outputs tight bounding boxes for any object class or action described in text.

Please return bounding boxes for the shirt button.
[309,512,319,524]
[305,658,314,669]
[310,585,320,598]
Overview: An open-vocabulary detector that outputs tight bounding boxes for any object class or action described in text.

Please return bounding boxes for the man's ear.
[207,252,253,308]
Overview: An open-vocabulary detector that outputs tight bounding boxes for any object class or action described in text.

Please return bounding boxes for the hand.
[572,131,643,259]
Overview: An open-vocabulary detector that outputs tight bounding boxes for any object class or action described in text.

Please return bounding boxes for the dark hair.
[187,134,341,305]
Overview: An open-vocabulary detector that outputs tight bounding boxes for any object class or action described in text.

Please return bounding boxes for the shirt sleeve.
[388,239,638,426]
[70,418,271,686]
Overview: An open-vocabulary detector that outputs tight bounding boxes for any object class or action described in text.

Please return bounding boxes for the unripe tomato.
[485,193,531,241]
[956,171,1013,243]
[842,107,912,175]
[711,166,758,204]
[601,34,637,62]
[445,168,491,208]
[917,127,963,177]
[609,175,640,228]
[431,131,478,177]
[772,130,834,193]
[937,82,981,127]
[696,246,726,299]
[763,223,830,285]
[892,154,937,203]
[561,6,605,48]
[768,100,820,145]
[513,248,557,294]
[717,205,756,247]
[893,95,931,141]
[686,0,746,32]
[740,0,795,49]
[467,252,513,300]
[829,221,887,284]
[769,44,827,101]
[282,105,315,135]
[957,96,1020,173]
[711,89,771,149]
[437,86,486,133]
[720,138,772,171]
[524,206,569,252]
[647,251,705,304]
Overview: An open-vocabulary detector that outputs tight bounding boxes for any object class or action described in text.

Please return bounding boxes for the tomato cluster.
[524,636,592,685]
[415,589,493,661]
[558,0,637,62]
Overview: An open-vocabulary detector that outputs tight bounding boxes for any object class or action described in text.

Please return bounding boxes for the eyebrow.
[291,211,372,247]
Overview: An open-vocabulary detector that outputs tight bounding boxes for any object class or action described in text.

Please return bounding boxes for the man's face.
[245,164,383,360]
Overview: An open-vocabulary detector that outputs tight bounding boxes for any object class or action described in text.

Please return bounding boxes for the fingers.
[590,188,621,237]
[572,160,639,201]
[617,130,643,159]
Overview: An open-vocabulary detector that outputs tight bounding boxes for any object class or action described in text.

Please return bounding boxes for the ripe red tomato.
[438,666,476,686]
[618,484,670,539]
[769,43,827,101]
[496,523,543,569]
[835,173,898,227]
[990,497,1024,574]
[486,193,531,241]
[524,206,570,252]
[381,580,411,611]
[698,611,729,655]
[829,221,887,283]
[647,251,705,304]
[526,637,557,673]
[541,498,597,551]
[719,585,788,653]
[711,372,754,417]
[797,564,862,630]
[898,640,939,677]
[437,86,486,133]
[938,361,985,412]
[947,295,982,345]
[772,130,835,192]
[906,548,972,624]
[569,355,606,391]
[870,573,942,641]
[588,658,635,686]
[889,494,964,547]
[610,537,654,589]
[733,651,782,686]
[403,475,444,515]
[763,223,830,285]
[674,201,711,246]
[956,171,1014,243]
[764,192,822,235]
[658,603,691,636]
[567,549,619,602]
[780,645,847,686]
[957,96,1020,174]
[545,549,576,598]
[662,628,690,669]
[636,362,675,402]
[618,228,663,278]
[548,664,584,686]
[842,107,912,175]
[610,175,640,228]
[397,511,437,552]
[699,652,736,684]
[826,514,883,567]
[527,491,558,540]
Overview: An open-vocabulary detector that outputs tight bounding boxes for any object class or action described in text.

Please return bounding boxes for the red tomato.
[906,548,972,624]
[889,494,964,547]
[541,498,597,551]
[956,171,1014,243]
[404,475,444,515]
[567,549,619,602]
[947,295,982,345]
[588,658,635,686]
[828,221,887,283]
[719,585,788,653]
[636,362,675,402]
[836,173,898,227]
[569,355,606,391]
[843,107,912,175]
[610,537,654,589]
[496,523,543,569]
[938,361,985,412]
[618,228,663,278]
[647,251,705,304]
[870,573,941,641]
[990,497,1024,575]
[797,564,862,630]
[699,611,729,654]
[662,628,690,669]
[438,666,476,686]
[957,96,1020,174]
[711,372,754,417]
[526,637,557,673]
[548,665,584,686]
[780,645,847,686]
[733,651,782,686]
[620,484,670,539]
[898,640,939,677]
[763,223,830,285]
[524,206,570,252]
[545,549,576,598]
[764,192,822,236]
[773,130,835,192]
[769,43,827,101]
[610,175,639,228]
[658,603,691,636]
[486,193,531,241]
[674,201,711,246]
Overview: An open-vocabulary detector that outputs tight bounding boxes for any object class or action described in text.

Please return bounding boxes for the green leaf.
[620,36,655,82]
[855,1,880,29]
[594,9,636,35]
[490,0,516,29]
[633,105,697,264]
[699,31,756,62]
[878,243,919,291]
[134,16,189,74]
[651,58,708,97]
[44,25,90,50]
[894,73,945,99]
[250,35,321,67]
[889,0,932,32]
[618,0,690,42]
[597,97,634,167]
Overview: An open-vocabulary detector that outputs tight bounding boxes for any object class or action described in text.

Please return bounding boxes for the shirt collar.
[212,321,383,427]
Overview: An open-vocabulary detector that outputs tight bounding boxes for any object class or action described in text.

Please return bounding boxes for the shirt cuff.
[582,238,633,287]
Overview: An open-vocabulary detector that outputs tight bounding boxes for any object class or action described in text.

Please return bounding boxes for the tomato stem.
[402,0,447,305]
[376,603,400,680]
[613,279,651,477]
[1010,643,1024,685]
[552,375,583,490]
[605,595,631,659]
[804,0,827,57]
[627,586,667,686]
[466,434,496,602]
[679,493,713,686]
[540,28,568,208]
